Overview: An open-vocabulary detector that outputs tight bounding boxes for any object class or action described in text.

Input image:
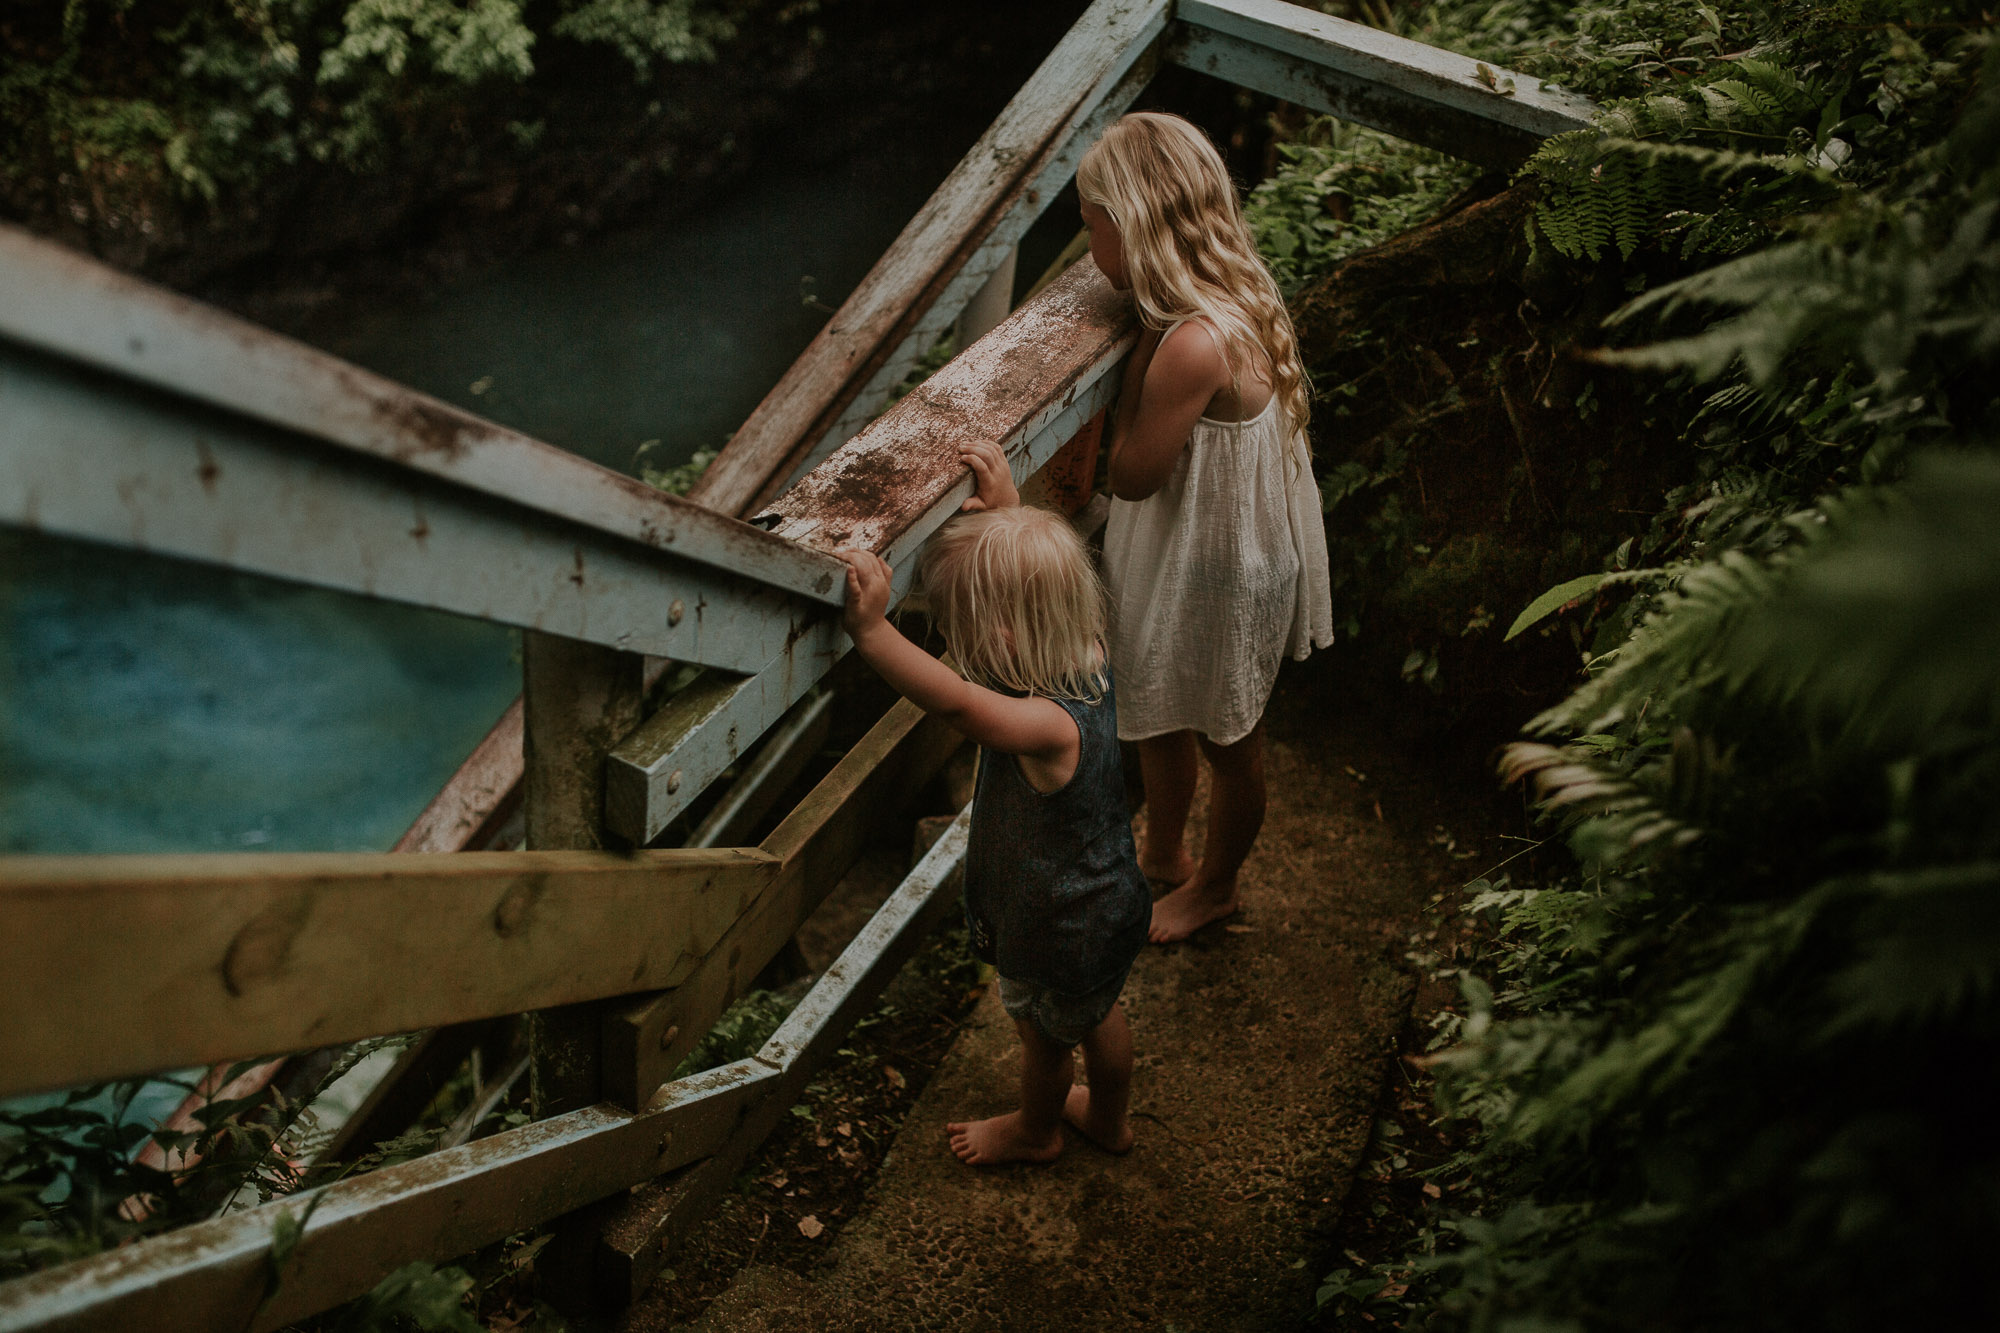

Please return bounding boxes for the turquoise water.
[0,155,958,857]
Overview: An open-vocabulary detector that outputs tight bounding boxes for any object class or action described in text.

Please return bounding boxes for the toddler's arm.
[837,549,1078,772]
[1105,322,1230,502]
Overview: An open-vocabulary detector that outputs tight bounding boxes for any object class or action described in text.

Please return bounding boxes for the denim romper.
[962,673,1151,997]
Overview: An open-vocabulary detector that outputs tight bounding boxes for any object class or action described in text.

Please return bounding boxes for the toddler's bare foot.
[1062,1085,1133,1154]
[944,1111,1063,1166]
[1148,877,1239,943]
[1140,849,1198,888]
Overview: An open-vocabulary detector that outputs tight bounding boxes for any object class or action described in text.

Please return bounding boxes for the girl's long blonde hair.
[1077,111,1309,437]
[920,506,1106,702]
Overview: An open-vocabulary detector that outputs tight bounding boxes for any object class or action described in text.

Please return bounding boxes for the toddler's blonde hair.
[1077,111,1310,437]
[919,506,1106,702]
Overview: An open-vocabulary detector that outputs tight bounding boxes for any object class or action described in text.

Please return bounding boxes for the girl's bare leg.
[1136,730,1200,885]
[1149,719,1266,942]
[946,1019,1070,1166]
[1063,1002,1135,1153]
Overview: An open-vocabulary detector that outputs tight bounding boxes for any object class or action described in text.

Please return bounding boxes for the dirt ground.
[601,655,1525,1333]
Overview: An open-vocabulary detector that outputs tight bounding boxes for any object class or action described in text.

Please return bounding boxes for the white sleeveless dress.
[1103,369,1335,746]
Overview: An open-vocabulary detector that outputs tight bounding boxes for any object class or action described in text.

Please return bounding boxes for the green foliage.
[0,1038,412,1281]
[1246,118,1482,293]
[0,0,739,224]
[1394,10,2000,1331]
[672,985,803,1078]
[322,1260,486,1332]
[636,441,718,495]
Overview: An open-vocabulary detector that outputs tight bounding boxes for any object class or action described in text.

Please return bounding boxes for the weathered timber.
[521,633,646,1306]
[0,1062,770,1333]
[603,263,1129,846]
[1172,0,1597,169]
[953,245,1020,350]
[686,0,1169,516]
[760,257,1135,558]
[602,699,963,1109]
[0,847,777,1098]
[688,692,835,849]
[0,341,816,671]
[600,810,972,1300]
[0,224,843,607]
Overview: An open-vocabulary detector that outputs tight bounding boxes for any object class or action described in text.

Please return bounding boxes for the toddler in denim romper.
[838,439,1149,1166]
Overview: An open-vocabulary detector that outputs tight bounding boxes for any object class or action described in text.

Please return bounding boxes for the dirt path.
[632,662,1509,1331]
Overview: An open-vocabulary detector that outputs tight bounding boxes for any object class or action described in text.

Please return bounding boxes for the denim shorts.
[997,968,1130,1048]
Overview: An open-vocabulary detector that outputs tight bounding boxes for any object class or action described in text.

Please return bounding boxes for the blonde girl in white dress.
[1077,111,1334,943]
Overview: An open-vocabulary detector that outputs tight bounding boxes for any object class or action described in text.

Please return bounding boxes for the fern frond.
[1827,862,2000,1032]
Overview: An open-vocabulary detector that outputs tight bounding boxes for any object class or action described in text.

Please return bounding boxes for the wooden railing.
[0,2,1593,1327]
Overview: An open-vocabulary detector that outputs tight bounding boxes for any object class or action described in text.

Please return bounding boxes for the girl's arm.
[838,550,1079,780]
[1105,322,1231,502]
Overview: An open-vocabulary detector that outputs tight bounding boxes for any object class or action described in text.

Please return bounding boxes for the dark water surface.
[0,150,971,855]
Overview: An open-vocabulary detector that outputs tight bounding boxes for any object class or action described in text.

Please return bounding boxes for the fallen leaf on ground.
[798,1215,824,1239]
[1422,1182,1442,1198]
[1225,924,1257,934]
[836,1122,852,1137]
[883,1065,905,1089]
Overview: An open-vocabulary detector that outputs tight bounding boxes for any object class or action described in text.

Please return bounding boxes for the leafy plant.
[1246,117,1482,293]
[1386,9,2000,1331]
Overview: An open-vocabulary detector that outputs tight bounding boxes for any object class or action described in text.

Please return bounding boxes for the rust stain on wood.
[761,259,1134,557]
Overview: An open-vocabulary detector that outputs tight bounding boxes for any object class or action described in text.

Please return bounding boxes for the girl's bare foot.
[944,1111,1063,1166]
[1140,849,1198,888]
[1062,1085,1133,1153]
[1148,877,1239,942]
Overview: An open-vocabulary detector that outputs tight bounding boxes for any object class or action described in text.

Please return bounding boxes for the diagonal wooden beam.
[0,341,820,670]
[0,1061,772,1333]
[602,696,963,1109]
[1172,0,1597,169]
[0,225,843,607]
[603,258,1134,846]
[686,0,1170,517]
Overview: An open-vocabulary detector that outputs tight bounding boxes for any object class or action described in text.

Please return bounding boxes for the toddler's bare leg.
[1063,1002,1134,1153]
[945,1018,1070,1166]
[1150,719,1265,942]
[1136,730,1199,885]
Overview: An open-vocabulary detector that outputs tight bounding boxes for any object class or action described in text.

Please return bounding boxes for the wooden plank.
[1173,0,1597,168]
[688,692,835,849]
[601,699,962,1109]
[760,258,1135,558]
[519,633,645,1306]
[686,0,1170,518]
[603,267,1129,847]
[0,1061,772,1333]
[392,698,523,853]
[601,810,971,1299]
[0,343,817,672]
[605,669,786,848]
[0,847,778,1099]
[0,225,844,607]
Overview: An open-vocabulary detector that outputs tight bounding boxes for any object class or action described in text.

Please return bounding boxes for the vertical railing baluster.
[520,630,646,1309]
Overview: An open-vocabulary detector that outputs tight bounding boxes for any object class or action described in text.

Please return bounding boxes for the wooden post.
[521,630,644,1309]
[953,244,1019,349]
